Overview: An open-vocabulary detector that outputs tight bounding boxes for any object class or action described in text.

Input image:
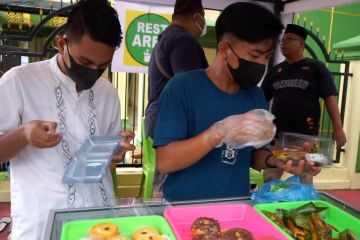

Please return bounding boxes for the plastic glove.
[209,109,276,149]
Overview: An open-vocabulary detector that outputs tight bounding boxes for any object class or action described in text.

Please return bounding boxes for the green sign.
[126,13,170,66]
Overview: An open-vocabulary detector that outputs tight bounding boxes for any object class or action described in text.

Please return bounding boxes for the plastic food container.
[254,200,360,239]
[60,215,176,240]
[164,203,288,240]
[62,135,124,184]
[272,132,334,166]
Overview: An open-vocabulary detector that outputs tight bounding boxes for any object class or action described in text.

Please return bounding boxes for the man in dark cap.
[145,0,208,197]
[284,23,308,40]
[261,24,346,183]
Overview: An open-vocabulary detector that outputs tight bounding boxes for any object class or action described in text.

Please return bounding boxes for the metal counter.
[42,192,360,240]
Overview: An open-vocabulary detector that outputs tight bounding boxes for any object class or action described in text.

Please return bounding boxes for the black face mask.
[226,45,266,90]
[64,43,105,91]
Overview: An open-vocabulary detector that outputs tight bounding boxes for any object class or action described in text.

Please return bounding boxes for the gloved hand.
[208,109,276,149]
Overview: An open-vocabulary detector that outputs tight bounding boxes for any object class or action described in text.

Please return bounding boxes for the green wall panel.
[296,3,360,137]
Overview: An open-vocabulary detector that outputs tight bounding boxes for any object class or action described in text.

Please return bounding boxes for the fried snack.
[222,228,254,240]
[89,223,120,240]
[131,227,164,240]
[191,217,221,237]
[285,219,307,239]
[109,236,129,240]
[272,150,307,162]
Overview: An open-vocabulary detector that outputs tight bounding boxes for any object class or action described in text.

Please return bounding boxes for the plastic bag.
[224,109,276,149]
[251,175,319,203]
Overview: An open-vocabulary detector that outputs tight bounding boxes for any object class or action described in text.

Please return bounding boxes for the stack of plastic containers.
[62,135,124,184]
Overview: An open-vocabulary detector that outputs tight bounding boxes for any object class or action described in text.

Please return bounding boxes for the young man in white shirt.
[0,1,134,239]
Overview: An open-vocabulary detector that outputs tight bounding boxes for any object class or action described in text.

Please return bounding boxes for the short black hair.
[173,0,203,16]
[215,2,283,43]
[65,0,122,48]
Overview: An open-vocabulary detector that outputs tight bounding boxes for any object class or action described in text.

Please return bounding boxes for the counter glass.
[43,192,360,240]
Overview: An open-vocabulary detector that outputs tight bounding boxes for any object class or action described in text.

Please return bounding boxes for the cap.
[284,24,307,40]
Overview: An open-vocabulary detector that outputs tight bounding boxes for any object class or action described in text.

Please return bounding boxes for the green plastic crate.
[61,215,176,240]
[254,200,360,239]
[250,168,264,187]
[141,117,156,198]
[0,172,9,181]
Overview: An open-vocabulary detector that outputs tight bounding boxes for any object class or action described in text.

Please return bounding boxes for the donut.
[191,217,221,237]
[89,223,120,240]
[131,227,164,240]
[109,235,128,240]
[221,228,254,240]
[132,235,164,240]
[192,232,223,240]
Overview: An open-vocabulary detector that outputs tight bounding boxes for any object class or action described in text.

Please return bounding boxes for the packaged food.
[272,132,333,166]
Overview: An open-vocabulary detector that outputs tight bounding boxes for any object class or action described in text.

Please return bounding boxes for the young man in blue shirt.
[153,2,320,201]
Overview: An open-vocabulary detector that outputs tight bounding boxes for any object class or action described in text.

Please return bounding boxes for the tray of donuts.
[60,215,176,240]
[163,203,288,240]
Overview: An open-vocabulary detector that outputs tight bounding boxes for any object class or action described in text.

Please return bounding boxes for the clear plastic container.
[62,135,124,184]
[271,132,334,166]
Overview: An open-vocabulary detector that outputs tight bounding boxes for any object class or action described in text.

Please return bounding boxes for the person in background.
[261,24,346,183]
[153,2,321,201]
[145,0,208,197]
[0,1,134,239]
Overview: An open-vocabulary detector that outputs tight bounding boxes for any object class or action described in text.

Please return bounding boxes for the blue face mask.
[226,45,266,90]
[64,43,105,90]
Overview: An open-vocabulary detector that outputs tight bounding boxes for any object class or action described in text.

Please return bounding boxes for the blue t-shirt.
[153,70,267,201]
[145,25,208,137]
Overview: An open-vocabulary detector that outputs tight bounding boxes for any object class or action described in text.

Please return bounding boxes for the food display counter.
[42,192,360,240]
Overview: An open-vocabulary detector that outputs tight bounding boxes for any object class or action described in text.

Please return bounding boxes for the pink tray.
[164,203,288,240]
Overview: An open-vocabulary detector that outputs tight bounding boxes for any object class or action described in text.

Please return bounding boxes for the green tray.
[61,215,176,240]
[254,200,360,239]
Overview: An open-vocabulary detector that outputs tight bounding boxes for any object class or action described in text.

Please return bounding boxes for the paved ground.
[323,189,360,210]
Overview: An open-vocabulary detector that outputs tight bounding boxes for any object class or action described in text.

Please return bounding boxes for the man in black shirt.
[145,0,209,138]
[145,0,209,196]
[261,24,346,182]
